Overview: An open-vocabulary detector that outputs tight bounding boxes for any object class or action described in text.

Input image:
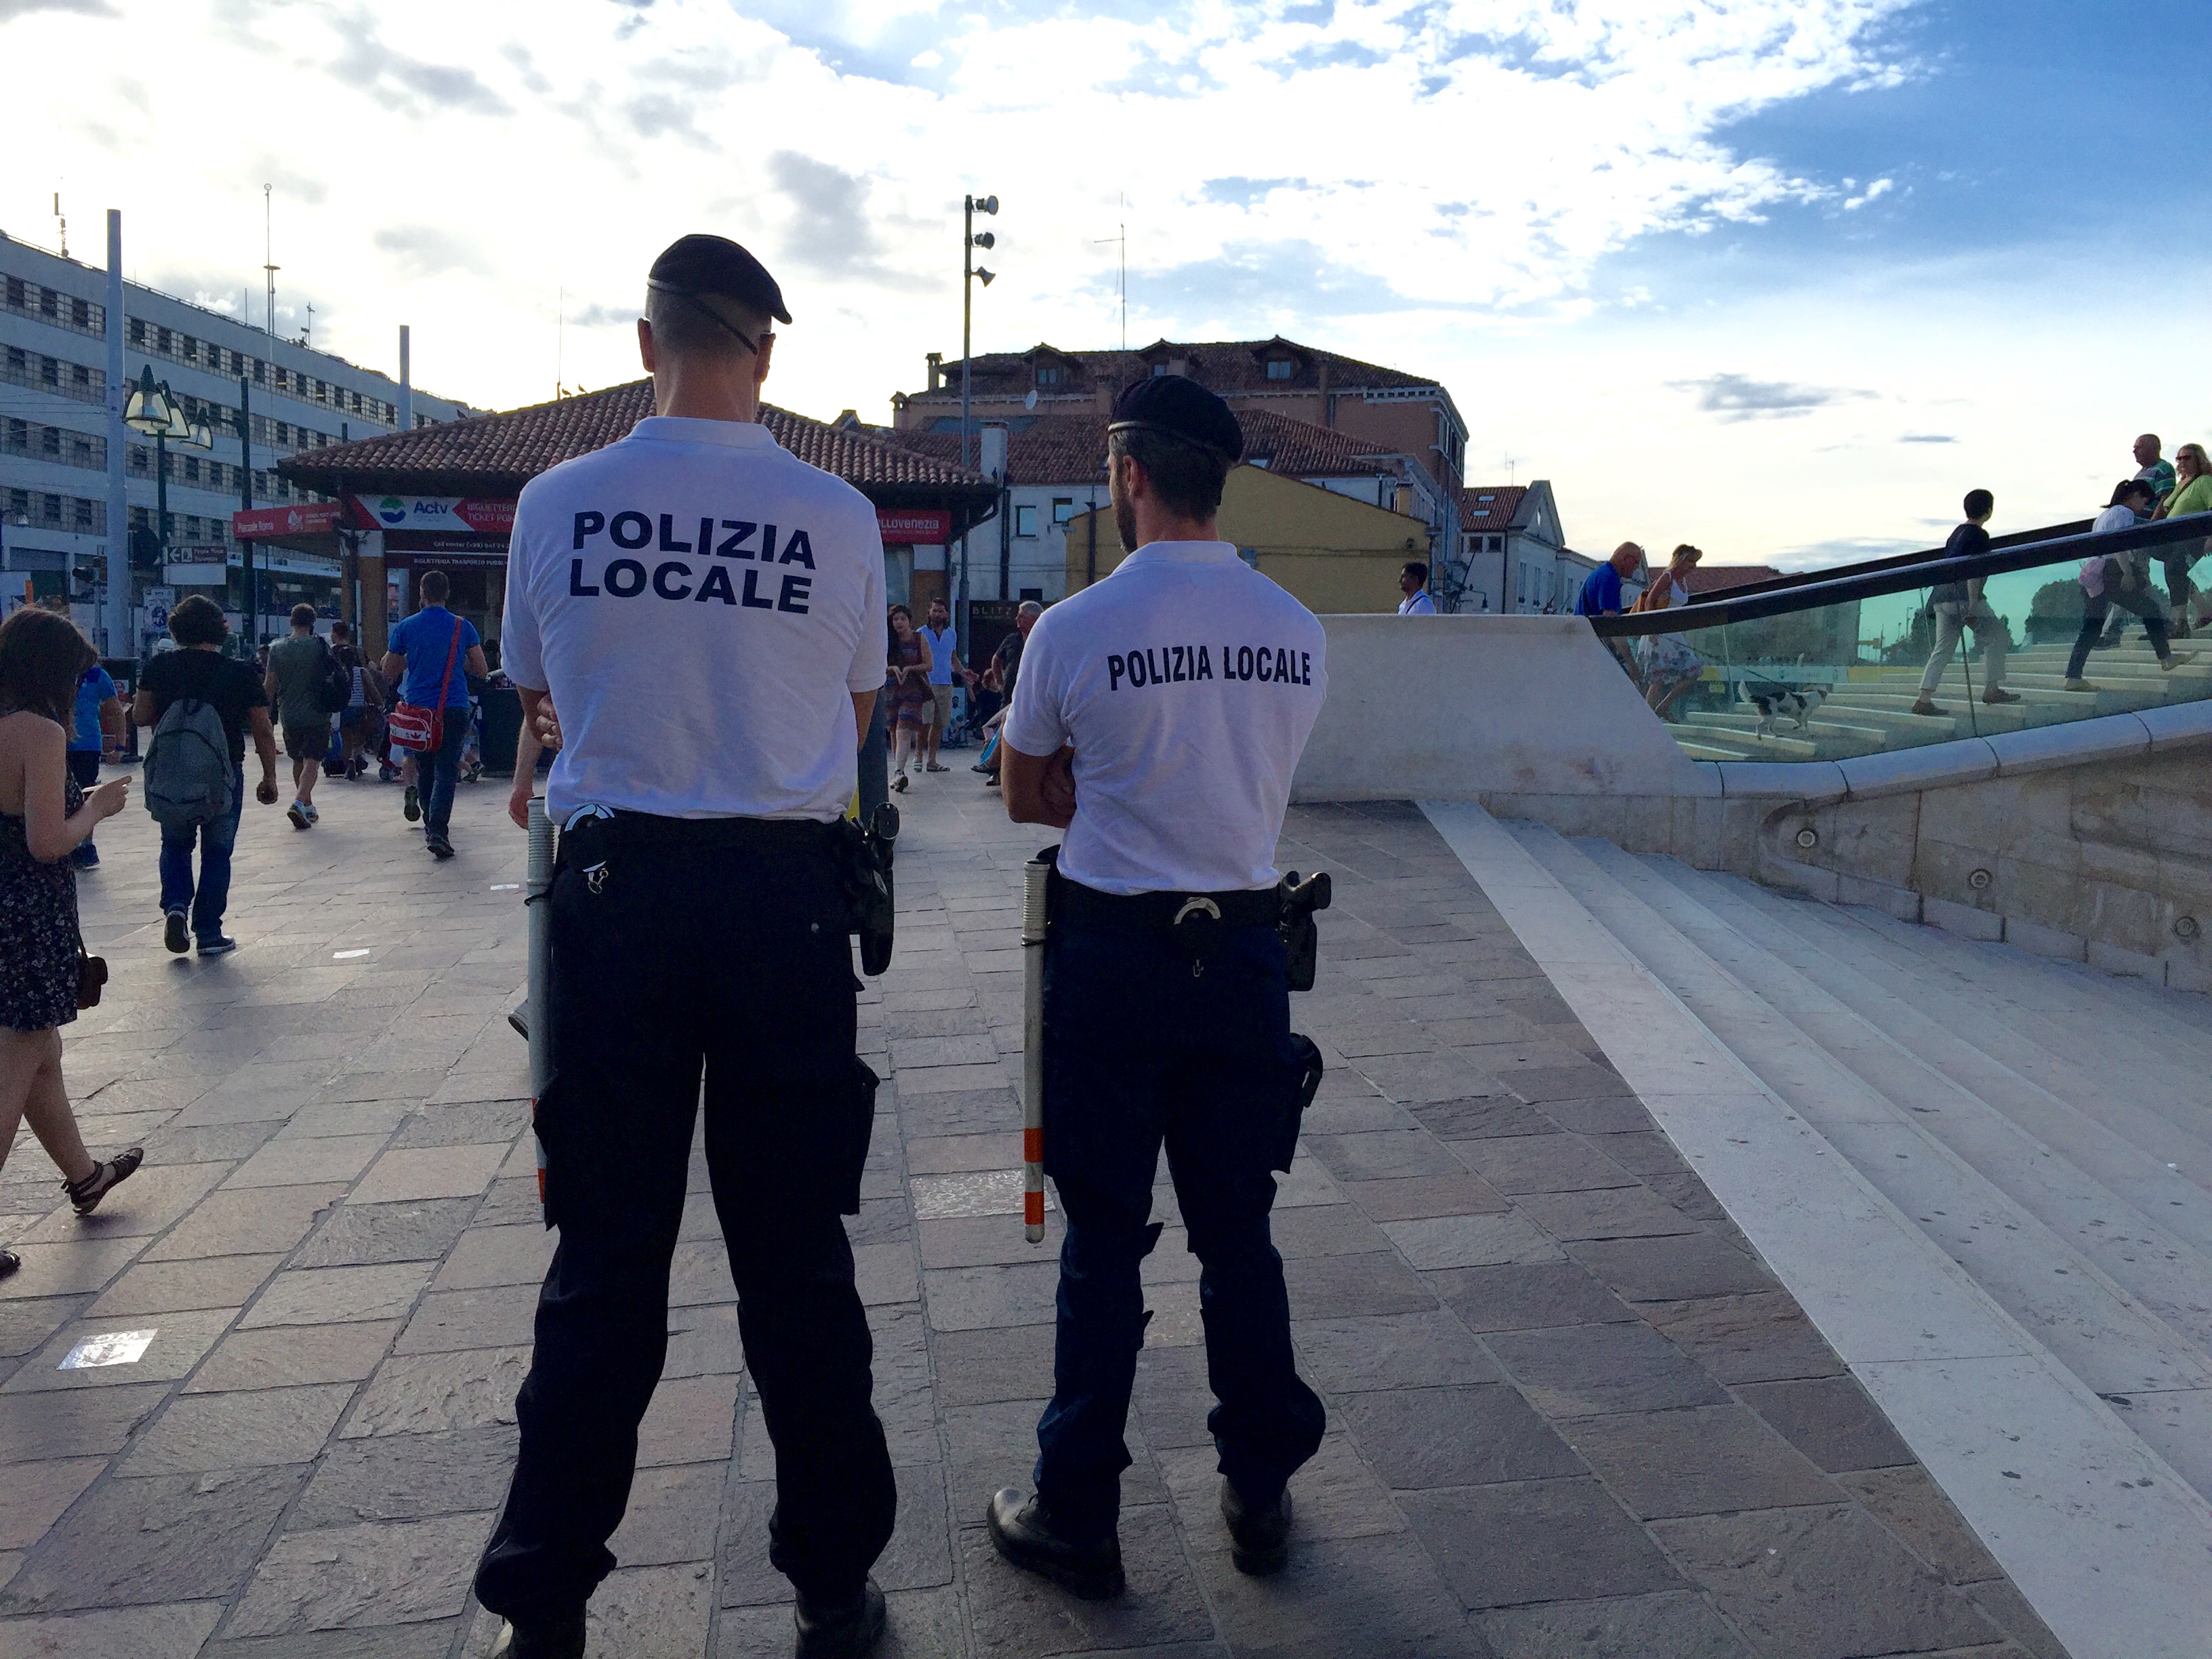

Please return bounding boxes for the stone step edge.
[1419,798,2212,1659]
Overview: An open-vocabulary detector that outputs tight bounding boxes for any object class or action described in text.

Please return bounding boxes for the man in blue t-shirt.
[68,661,123,867]
[380,569,488,859]
[1574,542,1645,678]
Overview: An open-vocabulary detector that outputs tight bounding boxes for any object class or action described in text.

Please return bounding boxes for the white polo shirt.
[1002,540,1327,895]
[1398,590,1437,615]
[501,415,886,820]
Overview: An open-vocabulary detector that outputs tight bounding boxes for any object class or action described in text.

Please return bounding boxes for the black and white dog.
[1736,680,1828,738]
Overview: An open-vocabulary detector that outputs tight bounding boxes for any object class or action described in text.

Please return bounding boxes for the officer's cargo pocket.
[822,1057,881,1215]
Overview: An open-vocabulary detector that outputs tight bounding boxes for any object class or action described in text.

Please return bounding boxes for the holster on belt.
[1277,869,1332,994]
[835,802,901,977]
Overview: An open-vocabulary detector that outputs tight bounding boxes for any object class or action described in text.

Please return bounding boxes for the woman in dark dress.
[884,605,934,793]
[0,609,142,1279]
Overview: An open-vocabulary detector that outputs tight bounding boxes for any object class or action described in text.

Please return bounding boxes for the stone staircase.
[1669,640,2212,762]
[1496,821,2212,1509]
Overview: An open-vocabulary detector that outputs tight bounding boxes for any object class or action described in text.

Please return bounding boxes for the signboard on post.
[344,495,515,535]
[877,508,953,545]
[232,502,344,540]
[165,546,229,586]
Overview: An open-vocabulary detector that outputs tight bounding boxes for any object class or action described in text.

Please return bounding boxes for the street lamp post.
[958,192,998,636]
[124,367,215,645]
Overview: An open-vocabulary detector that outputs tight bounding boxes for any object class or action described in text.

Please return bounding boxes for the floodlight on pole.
[123,368,190,574]
[958,188,1004,648]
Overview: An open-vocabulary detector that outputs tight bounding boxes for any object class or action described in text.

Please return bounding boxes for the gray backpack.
[143,698,234,829]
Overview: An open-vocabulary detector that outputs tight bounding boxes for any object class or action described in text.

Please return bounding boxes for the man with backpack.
[265,604,349,830]
[381,569,488,861]
[132,595,280,956]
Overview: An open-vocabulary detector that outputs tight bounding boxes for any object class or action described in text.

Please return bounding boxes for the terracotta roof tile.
[1457,486,1526,532]
[905,335,1440,403]
[872,407,1402,488]
[279,379,991,500]
[1685,564,1786,596]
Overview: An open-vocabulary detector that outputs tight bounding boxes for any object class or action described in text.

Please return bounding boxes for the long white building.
[0,226,474,638]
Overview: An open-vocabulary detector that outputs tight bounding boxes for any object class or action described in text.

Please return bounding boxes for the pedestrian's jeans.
[1919,601,2009,693]
[474,827,893,1625]
[159,766,245,944]
[417,706,469,838]
[2068,567,2171,681]
[1033,914,1327,1545]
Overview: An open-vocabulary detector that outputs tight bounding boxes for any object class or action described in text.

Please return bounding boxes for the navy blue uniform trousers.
[1033,911,1327,1543]
[474,826,893,1622]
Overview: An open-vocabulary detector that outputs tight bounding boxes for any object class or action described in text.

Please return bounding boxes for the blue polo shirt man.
[381,569,487,859]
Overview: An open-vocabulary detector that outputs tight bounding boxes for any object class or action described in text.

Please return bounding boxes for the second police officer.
[473,236,897,1659]
[988,376,1332,1593]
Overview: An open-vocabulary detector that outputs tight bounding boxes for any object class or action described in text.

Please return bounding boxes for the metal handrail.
[1681,518,2095,605]
[1591,512,2211,638]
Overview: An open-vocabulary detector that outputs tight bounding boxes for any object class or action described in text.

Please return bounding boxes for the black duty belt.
[1057,878,1283,933]
[558,810,836,860]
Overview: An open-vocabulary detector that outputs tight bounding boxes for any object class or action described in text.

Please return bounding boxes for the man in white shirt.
[1397,560,1437,614]
[475,235,894,1659]
[984,375,1330,1597]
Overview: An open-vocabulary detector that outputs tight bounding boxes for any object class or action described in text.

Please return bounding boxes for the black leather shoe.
[489,1612,586,1658]
[1221,1477,1292,1576]
[986,1488,1124,1599]
[794,1576,885,1658]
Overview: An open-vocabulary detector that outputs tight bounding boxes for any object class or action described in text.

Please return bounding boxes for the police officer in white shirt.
[474,235,895,1659]
[1397,560,1437,614]
[985,376,1330,1595]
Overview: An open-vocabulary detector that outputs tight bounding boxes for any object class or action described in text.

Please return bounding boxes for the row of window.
[3,417,104,471]
[1009,498,1084,537]
[125,504,231,546]
[123,316,402,426]
[5,487,103,534]
[1,276,103,338]
[3,345,103,405]
[122,443,312,506]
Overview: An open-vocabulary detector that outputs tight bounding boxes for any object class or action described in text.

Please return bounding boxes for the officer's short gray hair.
[1017,601,1043,619]
[644,287,771,363]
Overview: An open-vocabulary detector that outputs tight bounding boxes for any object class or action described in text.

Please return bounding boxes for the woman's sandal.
[65,1147,144,1217]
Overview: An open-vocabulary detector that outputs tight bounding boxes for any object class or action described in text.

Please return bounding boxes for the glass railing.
[1591,514,2212,764]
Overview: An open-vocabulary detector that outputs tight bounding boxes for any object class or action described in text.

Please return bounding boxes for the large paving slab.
[0,766,2064,1656]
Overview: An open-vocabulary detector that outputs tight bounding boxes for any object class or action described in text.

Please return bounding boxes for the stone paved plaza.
[0,768,2066,1657]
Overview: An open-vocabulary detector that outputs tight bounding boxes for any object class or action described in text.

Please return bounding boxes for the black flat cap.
[1108,375,1243,462]
[647,234,792,325]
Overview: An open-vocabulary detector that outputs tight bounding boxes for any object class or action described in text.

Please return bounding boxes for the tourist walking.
[2152,442,2212,638]
[2133,433,2177,506]
[381,570,487,860]
[884,604,933,792]
[1575,542,1646,678]
[976,601,1041,789]
[1913,491,2019,716]
[0,607,144,1281]
[266,605,335,830]
[66,657,122,868]
[134,595,279,957]
[2066,480,2194,689]
[329,620,382,779]
[1635,543,1704,720]
[920,596,961,772]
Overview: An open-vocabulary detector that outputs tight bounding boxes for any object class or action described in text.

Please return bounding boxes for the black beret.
[1108,375,1243,463]
[647,234,791,325]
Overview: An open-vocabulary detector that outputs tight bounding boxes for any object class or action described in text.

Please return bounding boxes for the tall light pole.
[958,192,998,633]
[103,211,127,659]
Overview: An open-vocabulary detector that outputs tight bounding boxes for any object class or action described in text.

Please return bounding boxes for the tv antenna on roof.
[52,192,67,259]
[1094,195,1126,349]
[263,184,279,342]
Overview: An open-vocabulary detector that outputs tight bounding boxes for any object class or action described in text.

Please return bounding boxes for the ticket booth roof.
[279,380,999,524]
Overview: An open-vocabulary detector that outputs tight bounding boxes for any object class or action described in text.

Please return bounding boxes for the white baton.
[1021,855,1049,1244]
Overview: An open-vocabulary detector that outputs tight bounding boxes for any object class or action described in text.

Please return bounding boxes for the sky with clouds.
[6,0,2202,569]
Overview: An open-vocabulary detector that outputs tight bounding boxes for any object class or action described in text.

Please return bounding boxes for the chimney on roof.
[926,352,943,392]
[979,424,1008,483]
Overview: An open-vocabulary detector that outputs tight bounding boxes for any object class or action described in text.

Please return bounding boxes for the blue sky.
[8,0,2200,567]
